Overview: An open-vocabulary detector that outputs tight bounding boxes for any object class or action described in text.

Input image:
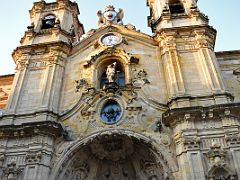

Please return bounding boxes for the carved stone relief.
[182,136,200,150]
[141,158,164,180]
[233,67,240,83]
[28,61,47,69]
[25,151,42,164]
[75,79,89,92]
[2,160,23,180]
[71,160,89,180]
[206,143,237,180]
[132,68,150,87]
[225,133,240,147]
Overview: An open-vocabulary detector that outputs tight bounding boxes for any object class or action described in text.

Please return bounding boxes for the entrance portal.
[54,133,172,180]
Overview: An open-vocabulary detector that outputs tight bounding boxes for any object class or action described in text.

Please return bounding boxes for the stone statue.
[106,62,117,83]
[97,5,124,27]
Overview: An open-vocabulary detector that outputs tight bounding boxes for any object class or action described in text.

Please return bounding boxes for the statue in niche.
[106,62,117,83]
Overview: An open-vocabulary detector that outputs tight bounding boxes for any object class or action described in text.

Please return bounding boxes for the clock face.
[101,33,122,46]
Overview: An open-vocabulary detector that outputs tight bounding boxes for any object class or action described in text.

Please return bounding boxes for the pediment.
[71,24,156,54]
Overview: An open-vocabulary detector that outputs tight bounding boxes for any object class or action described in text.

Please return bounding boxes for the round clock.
[100,33,122,46]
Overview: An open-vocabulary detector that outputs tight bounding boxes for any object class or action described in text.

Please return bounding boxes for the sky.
[0,0,239,75]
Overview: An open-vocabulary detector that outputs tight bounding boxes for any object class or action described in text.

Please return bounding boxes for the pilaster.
[155,26,232,108]
[157,31,185,98]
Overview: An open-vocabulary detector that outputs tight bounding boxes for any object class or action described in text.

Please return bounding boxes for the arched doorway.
[51,131,175,180]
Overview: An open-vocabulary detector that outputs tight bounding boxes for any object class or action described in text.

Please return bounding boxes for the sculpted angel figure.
[106,62,117,83]
[97,6,124,27]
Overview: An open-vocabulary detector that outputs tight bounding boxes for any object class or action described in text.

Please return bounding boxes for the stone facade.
[0,75,14,110]
[0,0,240,179]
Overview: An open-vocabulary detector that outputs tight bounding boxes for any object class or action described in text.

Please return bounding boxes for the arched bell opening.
[41,14,56,29]
[52,132,175,180]
[168,0,185,14]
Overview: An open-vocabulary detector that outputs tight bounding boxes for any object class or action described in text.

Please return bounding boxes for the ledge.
[0,121,64,138]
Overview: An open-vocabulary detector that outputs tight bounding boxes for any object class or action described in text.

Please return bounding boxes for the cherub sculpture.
[97,5,124,27]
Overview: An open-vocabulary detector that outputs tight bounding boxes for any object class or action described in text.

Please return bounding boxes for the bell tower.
[6,0,84,117]
[147,0,232,108]
[21,0,84,45]
[147,0,206,31]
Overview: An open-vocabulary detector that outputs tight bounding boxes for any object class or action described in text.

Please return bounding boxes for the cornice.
[216,50,240,59]
[20,27,74,45]
[0,74,15,79]
[29,0,80,19]
[0,121,64,138]
[154,25,217,50]
[12,41,71,62]
[162,103,240,126]
[154,24,216,36]
[149,10,209,33]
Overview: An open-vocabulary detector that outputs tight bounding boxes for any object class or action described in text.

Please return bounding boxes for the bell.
[45,20,54,26]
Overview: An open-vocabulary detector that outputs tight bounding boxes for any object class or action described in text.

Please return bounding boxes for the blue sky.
[0,0,239,75]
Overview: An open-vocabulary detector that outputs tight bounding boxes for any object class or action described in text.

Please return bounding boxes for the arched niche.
[50,130,177,180]
[84,48,139,89]
[98,59,125,88]
[93,55,130,89]
[207,165,237,180]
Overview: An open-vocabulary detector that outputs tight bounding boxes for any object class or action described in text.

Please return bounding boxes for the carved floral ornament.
[25,151,43,164]
[132,68,150,87]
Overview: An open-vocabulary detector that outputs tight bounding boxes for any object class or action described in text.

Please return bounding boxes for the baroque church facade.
[0,0,240,179]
